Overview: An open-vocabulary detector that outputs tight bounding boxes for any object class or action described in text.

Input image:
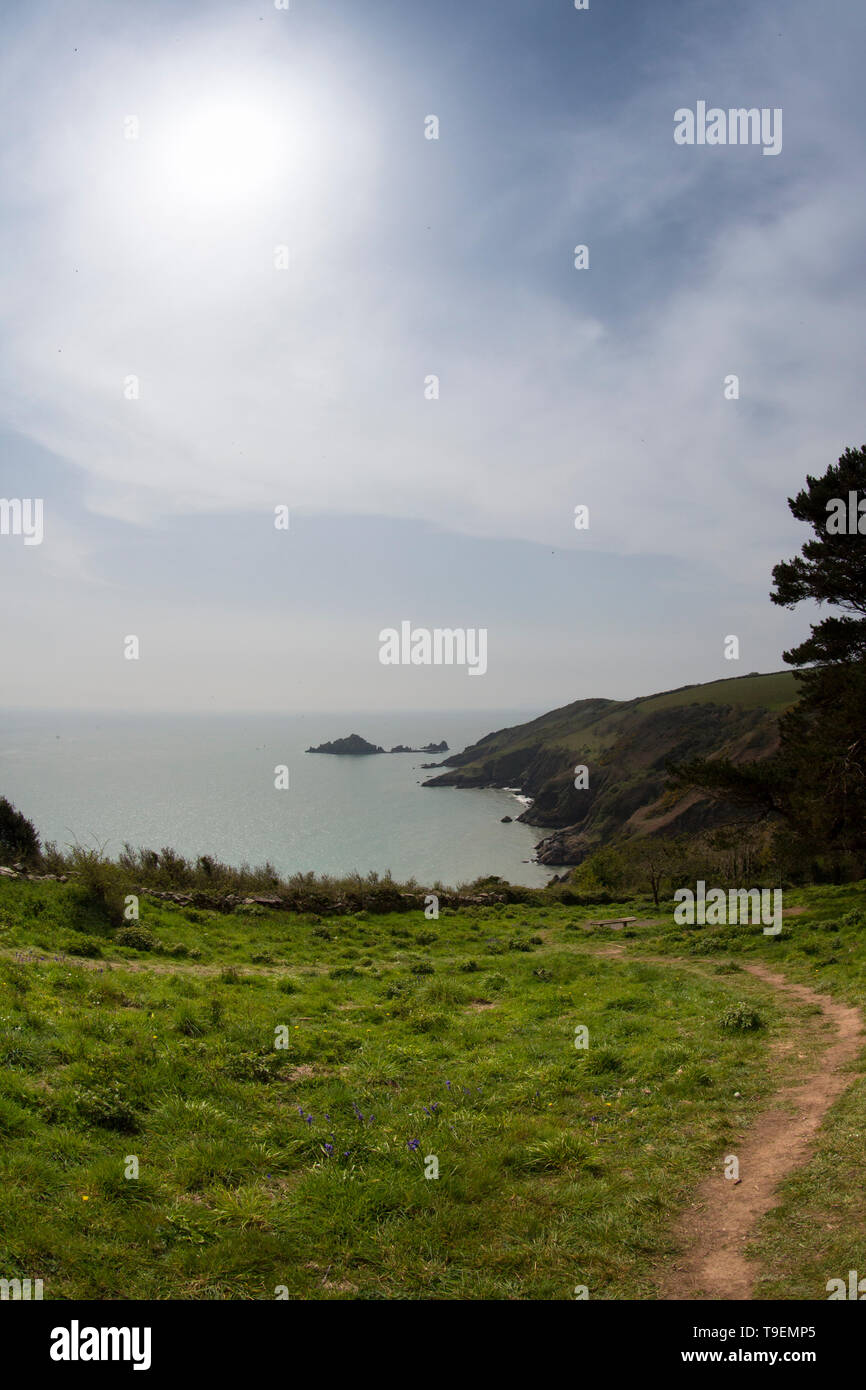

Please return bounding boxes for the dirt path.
[589,943,863,1300]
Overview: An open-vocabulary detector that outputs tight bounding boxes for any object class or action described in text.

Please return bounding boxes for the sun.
[159,99,285,206]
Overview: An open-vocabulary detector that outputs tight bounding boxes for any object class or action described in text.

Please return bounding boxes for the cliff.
[423,671,797,864]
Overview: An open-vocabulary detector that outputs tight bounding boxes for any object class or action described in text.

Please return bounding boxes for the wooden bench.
[587,916,638,928]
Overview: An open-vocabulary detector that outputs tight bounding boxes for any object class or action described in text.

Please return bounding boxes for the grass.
[0,876,864,1299]
[637,670,798,715]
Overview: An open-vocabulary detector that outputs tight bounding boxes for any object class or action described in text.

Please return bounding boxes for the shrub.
[73,1082,140,1133]
[483,972,507,994]
[385,980,412,1000]
[115,925,160,952]
[66,938,103,959]
[224,1051,282,1083]
[67,844,128,926]
[0,797,40,864]
[719,1002,764,1032]
[421,978,470,1006]
[406,1010,447,1035]
[409,961,434,976]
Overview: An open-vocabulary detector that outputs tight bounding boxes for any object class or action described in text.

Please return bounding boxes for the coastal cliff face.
[423,671,797,865]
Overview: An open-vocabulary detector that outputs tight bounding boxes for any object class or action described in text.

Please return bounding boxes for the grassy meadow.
[0,874,865,1299]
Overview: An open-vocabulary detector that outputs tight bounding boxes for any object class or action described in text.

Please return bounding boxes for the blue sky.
[1,0,863,711]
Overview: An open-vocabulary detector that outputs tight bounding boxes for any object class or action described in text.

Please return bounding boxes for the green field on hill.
[637,670,798,715]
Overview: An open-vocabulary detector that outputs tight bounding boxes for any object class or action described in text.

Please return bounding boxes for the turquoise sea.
[0,710,555,888]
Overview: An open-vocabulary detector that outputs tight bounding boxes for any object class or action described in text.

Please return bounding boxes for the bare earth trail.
[588,942,864,1300]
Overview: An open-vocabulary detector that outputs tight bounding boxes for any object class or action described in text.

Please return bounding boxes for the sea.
[0,710,555,888]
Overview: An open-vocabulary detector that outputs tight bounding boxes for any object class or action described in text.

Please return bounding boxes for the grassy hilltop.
[0,869,864,1300]
[424,671,798,864]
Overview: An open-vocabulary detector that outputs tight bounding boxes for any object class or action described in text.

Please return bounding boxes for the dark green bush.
[0,797,40,864]
[73,1082,140,1133]
[719,1002,764,1032]
[115,925,159,952]
[66,938,103,959]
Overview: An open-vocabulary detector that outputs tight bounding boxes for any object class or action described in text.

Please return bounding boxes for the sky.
[1,0,864,713]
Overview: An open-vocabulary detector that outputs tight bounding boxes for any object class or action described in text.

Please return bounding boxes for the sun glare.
[159,100,285,205]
